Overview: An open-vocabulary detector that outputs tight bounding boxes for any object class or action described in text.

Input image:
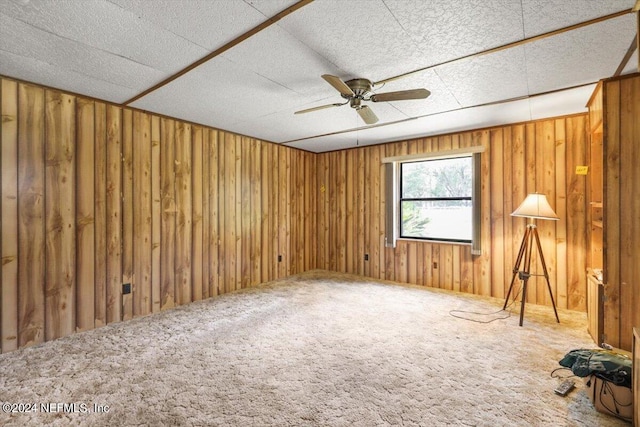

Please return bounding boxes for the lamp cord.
[448,283,522,323]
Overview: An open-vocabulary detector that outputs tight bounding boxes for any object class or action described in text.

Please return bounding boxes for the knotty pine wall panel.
[44,90,76,341]
[599,74,640,350]
[192,126,204,301]
[1,79,19,352]
[75,98,96,332]
[0,77,316,354]
[105,104,122,324]
[121,109,134,322]
[16,82,46,348]
[317,114,589,311]
[150,115,162,313]
[94,102,108,326]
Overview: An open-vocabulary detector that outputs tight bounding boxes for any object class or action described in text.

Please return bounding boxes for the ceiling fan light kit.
[295,74,431,125]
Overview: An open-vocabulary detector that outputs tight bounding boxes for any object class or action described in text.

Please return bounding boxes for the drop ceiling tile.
[234,105,364,143]
[244,100,409,143]
[522,0,635,37]
[621,50,638,76]
[436,47,529,107]
[284,133,366,153]
[0,0,208,74]
[0,13,165,102]
[130,56,303,132]
[380,100,532,141]
[274,0,426,82]
[528,84,594,119]
[109,0,286,50]
[525,14,636,93]
[371,70,461,116]
[289,83,594,153]
[384,0,524,65]
[285,98,537,153]
[0,50,137,103]
[245,0,304,16]
[221,24,344,96]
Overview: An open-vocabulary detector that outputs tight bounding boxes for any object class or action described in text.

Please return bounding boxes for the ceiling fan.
[294,74,430,125]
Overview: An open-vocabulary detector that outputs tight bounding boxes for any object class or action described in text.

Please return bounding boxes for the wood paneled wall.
[598,74,640,350]
[0,75,594,354]
[0,77,316,353]
[317,115,589,311]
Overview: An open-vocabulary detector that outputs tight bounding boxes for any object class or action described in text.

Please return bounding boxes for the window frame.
[383,147,483,255]
[399,156,473,243]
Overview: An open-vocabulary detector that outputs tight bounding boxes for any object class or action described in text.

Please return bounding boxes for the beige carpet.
[0,270,630,426]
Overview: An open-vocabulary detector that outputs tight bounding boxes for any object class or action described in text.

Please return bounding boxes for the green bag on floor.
[559,348,631,388]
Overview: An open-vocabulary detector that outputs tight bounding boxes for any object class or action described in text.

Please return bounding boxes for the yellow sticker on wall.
[575,166,588,175]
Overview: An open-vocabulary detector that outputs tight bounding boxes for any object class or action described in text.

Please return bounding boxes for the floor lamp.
[503,193,560,326]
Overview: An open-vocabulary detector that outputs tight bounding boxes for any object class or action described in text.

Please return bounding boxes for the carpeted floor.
[0,270,631,426]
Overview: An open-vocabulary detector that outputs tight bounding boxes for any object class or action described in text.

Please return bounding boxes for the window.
[383,148,482,254]
[400,157,472,242]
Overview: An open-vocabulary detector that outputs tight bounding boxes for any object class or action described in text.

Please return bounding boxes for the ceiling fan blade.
[371,88,431,102]
[294,103,343,115]
[322,74,355,97]
[356,105,378,125]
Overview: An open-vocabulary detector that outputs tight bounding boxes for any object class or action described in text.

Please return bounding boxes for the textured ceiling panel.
[371,70,460,117]
[621,51,638,75]
[0,12,165,102]
[108,0,278,50]
[285,99,534,151]
[522,0,635,37]
[436,46,528,107]
[286,85,595,152]
[274,0,425,82]
[221,25,343,96]
[245,0,303,17]
[283,132,372,152]
[373,99,533,142]
[0,0,207,74]
[248,100,409,143]
[233,105,373,144]
[388,85,594,143]
[384,0,524,66]
[130,56,302,131]
[528,84,593,119]
[0,0,632,152]
[0,49,137,103]
[525,14,636,94]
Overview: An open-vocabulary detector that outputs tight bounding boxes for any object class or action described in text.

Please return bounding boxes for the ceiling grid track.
[3,0,637,152]
[375,9,633,86]
[123,0,314,106]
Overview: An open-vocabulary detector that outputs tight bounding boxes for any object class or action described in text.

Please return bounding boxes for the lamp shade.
[511,193,559,220]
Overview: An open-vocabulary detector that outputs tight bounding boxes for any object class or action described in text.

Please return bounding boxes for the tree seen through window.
[400,157,472,241]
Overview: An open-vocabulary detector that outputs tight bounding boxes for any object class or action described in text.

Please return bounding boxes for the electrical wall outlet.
[433,262,438,269]
[122,283,131,294]
[364,253,369,261]
[277,255,282,262]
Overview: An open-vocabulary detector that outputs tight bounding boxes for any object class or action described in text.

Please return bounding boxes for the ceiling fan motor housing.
[343,78,373,108]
